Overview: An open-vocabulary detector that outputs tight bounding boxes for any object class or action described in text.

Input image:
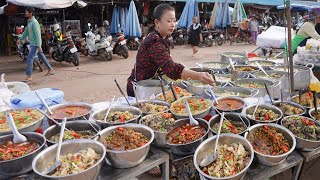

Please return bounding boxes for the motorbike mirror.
[88,23,91,27]
[20,25,24,28]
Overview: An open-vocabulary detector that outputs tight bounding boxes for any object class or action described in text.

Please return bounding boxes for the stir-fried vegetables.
[104,127,149,151]
[106,111,136,123]
[166,124,206,144]
[292,92,320,108]
[157,86,193,103]
[235,67,256,72]
[50,130,95,142]
[249,126,290,155]
[0,140,39,161]
[276,103,304,115]
[251,108,280,121]
[141,113,175,132]
[49,148,100,176]
[237,82,264,88]
[212,119,246,134]
[171,97,211,116]
[214,99,244,111]
[202,143,250,177]
[283,116,320,141]
[51,106,90,119]
[139,103,169,114]
[201,62,228,69]
[0,109,43,132]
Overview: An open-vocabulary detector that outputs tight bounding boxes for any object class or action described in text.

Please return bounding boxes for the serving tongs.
[42,117,67,175]
[168,82,178,101]
[104,95,116,122]
[159,78,167,102]
[114,79,130,106]
[184,99,199,126]
[6,112,27,143]
[199,112,224,167]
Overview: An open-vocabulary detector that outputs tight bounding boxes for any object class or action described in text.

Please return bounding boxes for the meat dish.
[276,103,304,115]
[51,106,91,119]
[250,108,280,121]
[214,98,244,111]
[50,130,95,142]
[157,86,193,103]
[106,111,136,123]
[140,113,175,132]
[166,124,206,144]
[212,119,246,134]
[171,97,211,116]
[0,140,39,161]
[139,103,169,114]
[292,92,320,108]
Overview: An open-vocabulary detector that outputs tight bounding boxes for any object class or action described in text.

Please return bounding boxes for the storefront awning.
[165,0,284,6]
[6,0,87,9]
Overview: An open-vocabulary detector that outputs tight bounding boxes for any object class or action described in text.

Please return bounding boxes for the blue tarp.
[110,6,120,34]
[167,0,284,6]
[177,0,200,28]
[124,0,141,37]
[277,0,320,10]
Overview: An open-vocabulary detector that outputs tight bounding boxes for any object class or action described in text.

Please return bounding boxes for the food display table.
[0,147,170,180]
[299,147,320,162]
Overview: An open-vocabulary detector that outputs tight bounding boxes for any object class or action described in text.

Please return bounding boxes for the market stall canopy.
[124,0,141,37]
[167,0,283,6]
[277,0,320,10]
[177,0,200,28]
[232,0,247,24]
[6,0,87,9]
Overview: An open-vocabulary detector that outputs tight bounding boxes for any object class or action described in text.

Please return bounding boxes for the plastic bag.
[0,73,8,89]
[309,71,320,92]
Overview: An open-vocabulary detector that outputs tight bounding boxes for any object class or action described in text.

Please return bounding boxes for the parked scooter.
[12,33,43,71]
[172,29,187,46]
[84,23,113,61]
[47,24,80,66]
[127,37,141,51]
[211,30,224,46]
[111,32,129,59]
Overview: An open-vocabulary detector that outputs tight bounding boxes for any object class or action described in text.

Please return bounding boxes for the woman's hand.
[197,72,214,84]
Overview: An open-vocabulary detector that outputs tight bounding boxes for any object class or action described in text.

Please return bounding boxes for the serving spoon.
[313,91,318,120]
[255,62,269,77]
[35,91,53,115]
[264,83,274,105]
[6,112,27,143]
[168,82,178,101]
[199,112,224,167]
[160,78,167,102]
[251,97,262,119]
[114,79,130,106]
[207,85,218,104]
[42,117,67,175]
[104,95,116,122]
[184,99,199,126]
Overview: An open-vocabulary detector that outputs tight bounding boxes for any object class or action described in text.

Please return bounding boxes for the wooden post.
[285,0,294,92]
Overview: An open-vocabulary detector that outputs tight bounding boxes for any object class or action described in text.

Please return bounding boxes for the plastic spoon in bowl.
[104,96,115,122]
[255,62,269,77]
[199,112,224,167]
[3,100,16,112]
[207,85,218,104]
[42,117,67,175]
[264,83,274,105]
[35,91,53,115]
[251,97,262,119]
[83,116,99,133]
[36,109,70,132]
[5,112,27,143]
[184,99,199,126]
[114,79,130,106]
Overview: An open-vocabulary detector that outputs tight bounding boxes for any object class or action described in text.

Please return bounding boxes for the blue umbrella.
[221,0,231,28]
[125,0,141,37]
[215,1,223,27]
[110,6,120,34]
[119,7,128,32]
[178,0,200,29]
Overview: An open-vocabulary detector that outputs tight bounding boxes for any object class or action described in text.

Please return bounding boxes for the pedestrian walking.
[188,16,201,56]
[18,7,54,82]
[249,16,259,45]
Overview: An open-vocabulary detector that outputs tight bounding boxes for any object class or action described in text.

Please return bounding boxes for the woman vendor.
[283,8,320,54]
[127,4,214,97]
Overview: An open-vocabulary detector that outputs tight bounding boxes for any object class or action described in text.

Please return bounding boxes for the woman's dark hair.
[25,7,35,15]
[153,4,175,20]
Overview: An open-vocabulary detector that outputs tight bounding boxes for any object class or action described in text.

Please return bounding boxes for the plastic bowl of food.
[244,123,296,166]
[281,115,320,151]
[194,134,254,180]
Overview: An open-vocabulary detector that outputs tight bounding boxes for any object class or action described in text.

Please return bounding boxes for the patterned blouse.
[127,31,185,96]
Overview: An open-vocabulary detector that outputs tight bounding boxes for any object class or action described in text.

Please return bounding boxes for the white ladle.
[104,96,116,122]
[6,112,27,143]
[251,97,262,119]
[35,91,53,115]
[200,112,224,167]
[255,62,269,77]
[184,99,199,126]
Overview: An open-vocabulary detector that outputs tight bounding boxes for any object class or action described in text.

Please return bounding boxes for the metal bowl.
[131,100,170,116]
[244,123,296,166]
[273,101,306,116]
[97,123,154,168]
[221,51,248,65]
[209,113,250,136]
[48,102,93,121]
[139,114,175,148]
[309,107,320,120]
[0,109,44,136]
[196,62,231,73]
[170,96,212,119]
[232,65,260,76]
[194,134,254,180]
[32,139,106,180]
[205,87,259,98]
[281,115,320,151]
[181,80,222,97]
[246,60,276,69]
[166,118,209,155]
[214,96,245,113]
[0,132,46,177]
[90,106,142,128]
[44,120,101,146]
[243,104,283,124]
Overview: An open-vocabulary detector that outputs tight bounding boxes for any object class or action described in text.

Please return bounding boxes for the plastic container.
[10,88,64,110]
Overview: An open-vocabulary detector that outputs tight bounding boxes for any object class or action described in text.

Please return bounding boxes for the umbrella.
[177,0,200,29]
[7,0,86,9]
[110,6,120,34]
[220,0,231,28]
[215,1,223,28]
[208,2,219,29]
[125,0,141,37]
[119,7,128,33]
[232,0,247,24]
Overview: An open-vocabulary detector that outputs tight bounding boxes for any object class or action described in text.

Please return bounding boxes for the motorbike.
[172,29,187,46]
[110,32,129,59]
[12,33,43,71]
[126,37,141,51]
[211,30,224,46]
[84,23,113,61]
[47,31,80,66]
[73,37,87,56]
[229,27,252,45]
